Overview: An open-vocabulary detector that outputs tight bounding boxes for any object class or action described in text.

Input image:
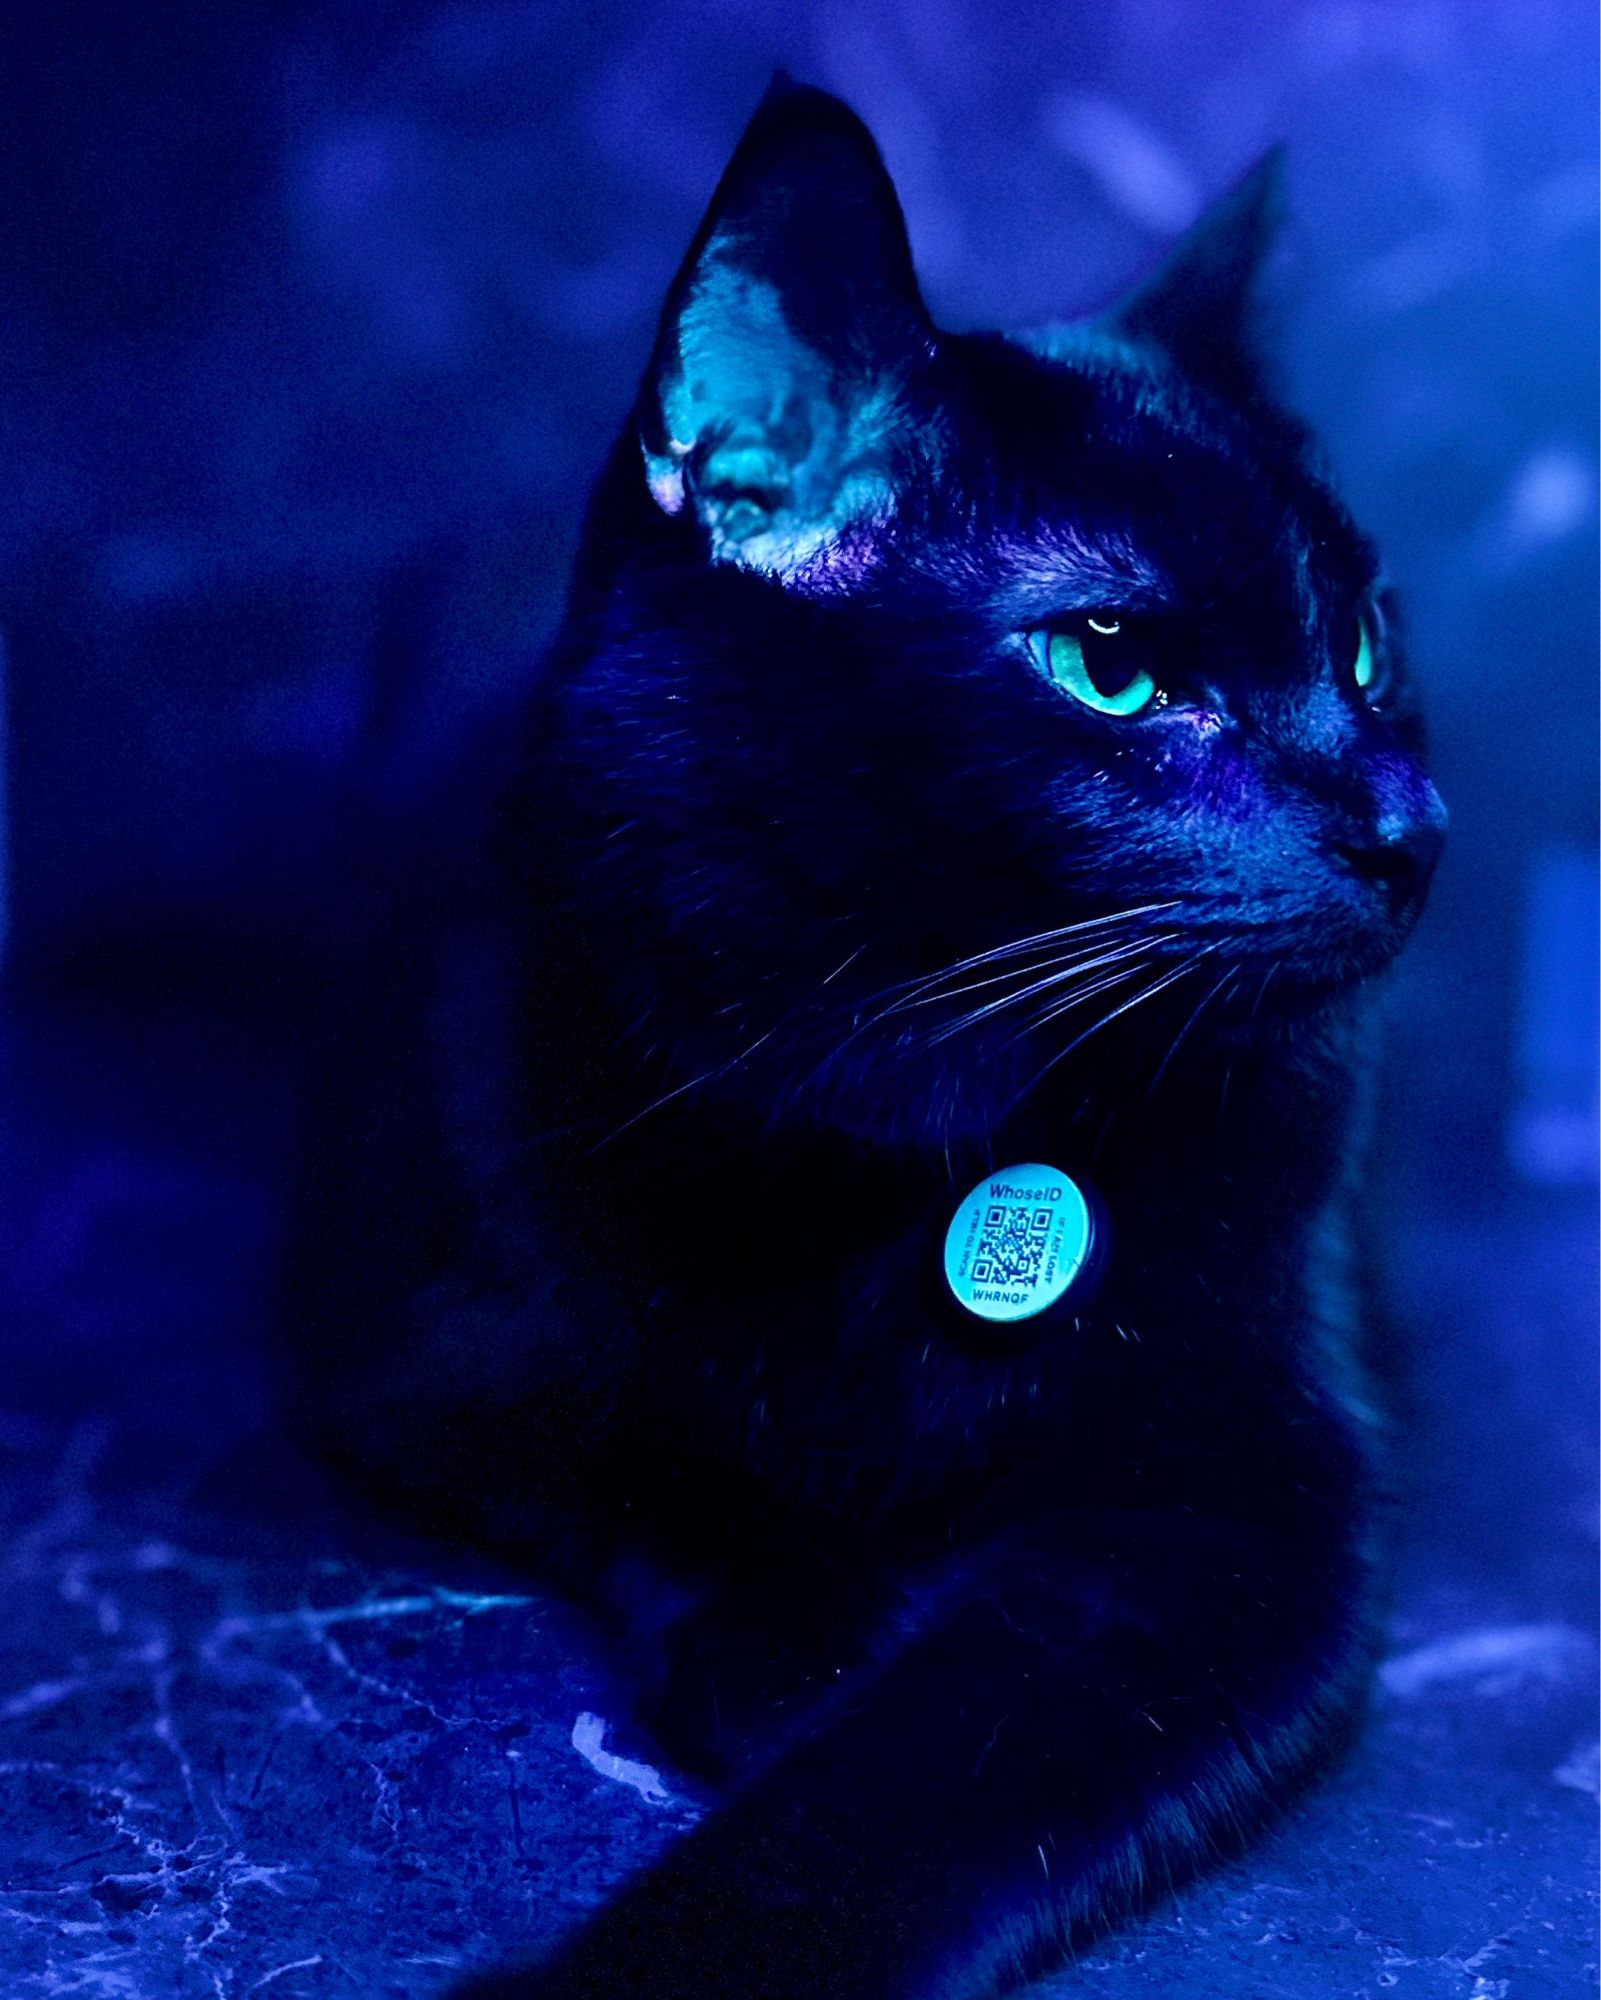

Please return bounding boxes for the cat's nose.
[1333,809,1445,912]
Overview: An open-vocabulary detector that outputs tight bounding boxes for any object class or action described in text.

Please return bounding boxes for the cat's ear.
[1104,147,1286,397]
[640,78,930,575]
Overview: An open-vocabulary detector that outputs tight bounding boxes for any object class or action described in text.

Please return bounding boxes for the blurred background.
[0,4,1594,1996]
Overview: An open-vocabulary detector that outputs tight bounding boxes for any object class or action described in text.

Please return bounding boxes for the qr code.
[970,1201,1053,1288]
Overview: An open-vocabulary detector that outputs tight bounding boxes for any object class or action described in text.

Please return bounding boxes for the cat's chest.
[607,1154,1277,1519]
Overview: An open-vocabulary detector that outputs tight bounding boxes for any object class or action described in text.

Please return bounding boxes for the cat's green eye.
[1029,619,1158,718]
[1353,616,1376,694]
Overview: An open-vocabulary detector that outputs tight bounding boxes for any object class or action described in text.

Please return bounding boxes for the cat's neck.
[529,915,1361,1279]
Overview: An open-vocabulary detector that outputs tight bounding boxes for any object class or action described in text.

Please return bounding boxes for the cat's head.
[557,81,1446,1147]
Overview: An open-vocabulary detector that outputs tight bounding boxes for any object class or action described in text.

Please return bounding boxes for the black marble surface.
[1,1008,1595,1999]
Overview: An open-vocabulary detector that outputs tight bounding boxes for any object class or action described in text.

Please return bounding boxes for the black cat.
[287,80,1446,1999]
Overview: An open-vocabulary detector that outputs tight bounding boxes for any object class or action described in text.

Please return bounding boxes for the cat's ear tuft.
[640,82,930,576]
[1105,146,1286,397]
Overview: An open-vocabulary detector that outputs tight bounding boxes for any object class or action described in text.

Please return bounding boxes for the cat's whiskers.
[855,901,1181,1020]
[892,932,1184,1040]
[906,933,1182,1057]
[607,902,1192,1131]
[822,901,1183,1070]
[590,941,869,1151]
[1220,961,1281,1128]
[1142,960,1241,1102]
[1004,940,1227,1116]
[994,954,1161,1057]
[1249,961,1280,1029]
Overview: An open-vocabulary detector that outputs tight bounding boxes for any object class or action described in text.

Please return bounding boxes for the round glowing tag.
[942,1163,1096,1325]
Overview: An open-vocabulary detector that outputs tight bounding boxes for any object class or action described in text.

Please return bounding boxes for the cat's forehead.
[933,333,1375,621]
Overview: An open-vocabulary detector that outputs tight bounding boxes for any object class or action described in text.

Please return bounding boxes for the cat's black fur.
[287,82,1446,1999]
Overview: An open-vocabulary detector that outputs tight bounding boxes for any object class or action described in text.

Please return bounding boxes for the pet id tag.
[942,1163,1104,1327]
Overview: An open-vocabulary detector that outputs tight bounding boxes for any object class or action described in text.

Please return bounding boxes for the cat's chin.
[1242,953,1393,1030]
